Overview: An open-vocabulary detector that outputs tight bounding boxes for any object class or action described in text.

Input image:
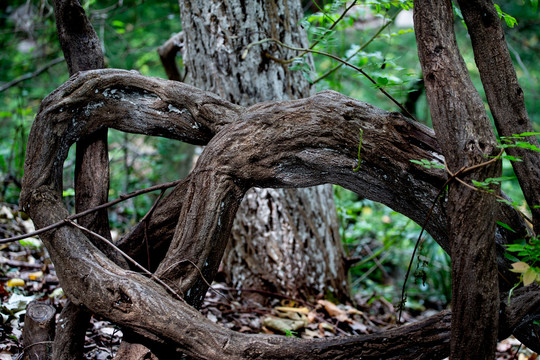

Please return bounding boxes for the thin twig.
[180,259,229,301]
[398,179,449,321]
[22,340,54,351]
[445,149,533,224]
[399,148,521,321]
[66,219,185,302]
[300,0,358,61]
[313,11,399,84]
[246,38,415,120]
[0,57,64,93]
[0,178,184,244]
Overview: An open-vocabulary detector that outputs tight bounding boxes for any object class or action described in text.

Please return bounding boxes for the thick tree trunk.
[178,0,349,303]
[414,1,501,358]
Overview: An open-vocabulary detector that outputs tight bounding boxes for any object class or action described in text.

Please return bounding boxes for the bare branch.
[0,57,64,93]
[0,178,183,245]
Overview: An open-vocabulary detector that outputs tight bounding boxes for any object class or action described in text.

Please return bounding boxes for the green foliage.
[498,132,540,152]
[18,237,42,249]
[471,176,516,193]
[409,159,445,169]
[283,329,299,337]
[366,0,413,12]
[506,236,540,287]
[494,4,518,28]
[334,187,451,309]
[303,2,424,118]
[523,0,539,11]
[0,0,181,224]
[506,236,540,266]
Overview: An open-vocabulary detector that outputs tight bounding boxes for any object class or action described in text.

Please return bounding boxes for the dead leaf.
[275,306,309,314]
[28,271,43,280]
[6,278,25,287]
[317,299,350,323]
[262,316,306,333]
[301,329,321,339]
[346,307,364,316]
[510,262,530,273]
[523,267,538,286]
[307,310,318,323]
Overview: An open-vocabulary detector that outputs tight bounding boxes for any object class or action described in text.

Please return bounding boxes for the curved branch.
[158,32,184,81]
[20,69,535,358]
[18,69,526,288]
[20,68,242,207]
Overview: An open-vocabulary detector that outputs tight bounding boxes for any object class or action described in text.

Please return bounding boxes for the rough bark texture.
[51,1,114,358]
[53,0,124,265]
[52,301,90,360]
[22,301,55,360]
[414,1,501,358]
[52,0,142,357]
[19,68,538,358]
[457,0,540,235]
[177,0,349,304]
[113,340,159,360]
[52,0,103,74]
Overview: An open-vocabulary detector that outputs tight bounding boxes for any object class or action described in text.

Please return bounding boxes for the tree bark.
[178,0,349,304]
[52,301,90,360]
[158,32,184,82]
[414,1,501,358]
[457,0,540,235]
[19,71,540,357]
[52,1,127,358]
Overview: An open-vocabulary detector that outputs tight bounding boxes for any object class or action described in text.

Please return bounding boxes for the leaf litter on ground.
[0,202,537,359]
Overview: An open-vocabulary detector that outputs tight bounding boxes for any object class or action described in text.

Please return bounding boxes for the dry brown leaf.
[317,299,350,323]
[274,306,310,314]
[262,316,306,333]
[346,307,364,316]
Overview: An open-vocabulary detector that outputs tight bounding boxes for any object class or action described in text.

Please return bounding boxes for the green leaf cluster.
[506,236,540,287]
[494,4,518,28]
[366,0,414,12]
[409,159,445,169]
[499,132,540,152]
[471,176,515,192]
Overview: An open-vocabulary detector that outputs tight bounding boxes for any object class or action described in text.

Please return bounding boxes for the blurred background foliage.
[0,0,538,310]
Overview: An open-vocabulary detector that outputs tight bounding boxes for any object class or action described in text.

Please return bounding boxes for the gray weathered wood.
[23,301,55,360]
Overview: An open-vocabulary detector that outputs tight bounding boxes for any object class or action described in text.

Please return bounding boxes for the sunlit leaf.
[523,267,538,286]
[28,271,43,280]
[510,261,530,273]
[6,278,25,287]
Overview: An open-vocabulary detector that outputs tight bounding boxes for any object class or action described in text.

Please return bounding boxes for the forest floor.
[0,202,537,360]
